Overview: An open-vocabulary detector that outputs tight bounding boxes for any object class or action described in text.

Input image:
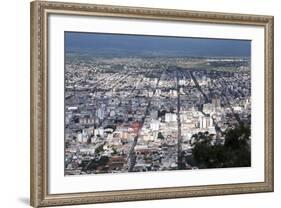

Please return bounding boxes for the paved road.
[175,69,184,168]
[128,69,165,172]
[189,70,210,103]
[189,70,223,134]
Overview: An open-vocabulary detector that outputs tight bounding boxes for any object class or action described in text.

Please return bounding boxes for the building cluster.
[64,56,251,175]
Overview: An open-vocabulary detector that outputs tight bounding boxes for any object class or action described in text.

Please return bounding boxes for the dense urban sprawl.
[64,55,251,175]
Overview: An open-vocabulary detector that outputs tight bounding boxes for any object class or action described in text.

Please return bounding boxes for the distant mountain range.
[65,32,251,58]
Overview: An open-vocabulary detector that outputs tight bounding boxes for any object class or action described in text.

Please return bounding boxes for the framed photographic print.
[30,1,274,207]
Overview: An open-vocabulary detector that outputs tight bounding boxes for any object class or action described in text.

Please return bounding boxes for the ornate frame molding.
[30,1,274,207]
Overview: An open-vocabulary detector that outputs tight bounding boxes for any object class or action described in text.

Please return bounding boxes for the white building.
[150,119,160,131]
[96,107,106,119]
[94,128,104,137]
[199,116,214,129]
[165,113,177,123]
[203,103,215,114]
[77,131,89,143]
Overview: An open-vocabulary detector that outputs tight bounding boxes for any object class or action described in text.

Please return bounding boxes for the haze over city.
[65,32,251,57]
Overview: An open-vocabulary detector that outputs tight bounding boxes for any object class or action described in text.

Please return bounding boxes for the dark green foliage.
[158,110,166,117]
[157,132,165,140]
[82,156,109,171]
[98,156,109,166]
[191,125,251,169]
[95,144,104,154]
[112,147,118,155]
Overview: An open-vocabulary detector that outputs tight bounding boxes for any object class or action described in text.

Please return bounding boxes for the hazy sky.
[65,32,251,57]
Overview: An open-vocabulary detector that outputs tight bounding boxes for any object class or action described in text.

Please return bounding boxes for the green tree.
[95,144,104,154]
[157,132,165,140]
[191,125,251,169]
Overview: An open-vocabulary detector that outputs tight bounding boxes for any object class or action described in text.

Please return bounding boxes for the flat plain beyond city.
[64,32,251,175]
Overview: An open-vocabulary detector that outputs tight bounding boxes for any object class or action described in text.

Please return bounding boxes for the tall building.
[199,116,213,129]
[96,107,106,119]
[77,131,89,143]
[212,96,221,108]
[150,119,160,131]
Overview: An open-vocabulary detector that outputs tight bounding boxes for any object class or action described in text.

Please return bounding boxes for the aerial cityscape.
[64,32,251,175]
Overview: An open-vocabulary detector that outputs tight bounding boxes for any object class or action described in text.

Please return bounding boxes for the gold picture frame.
[30,1,274,207]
